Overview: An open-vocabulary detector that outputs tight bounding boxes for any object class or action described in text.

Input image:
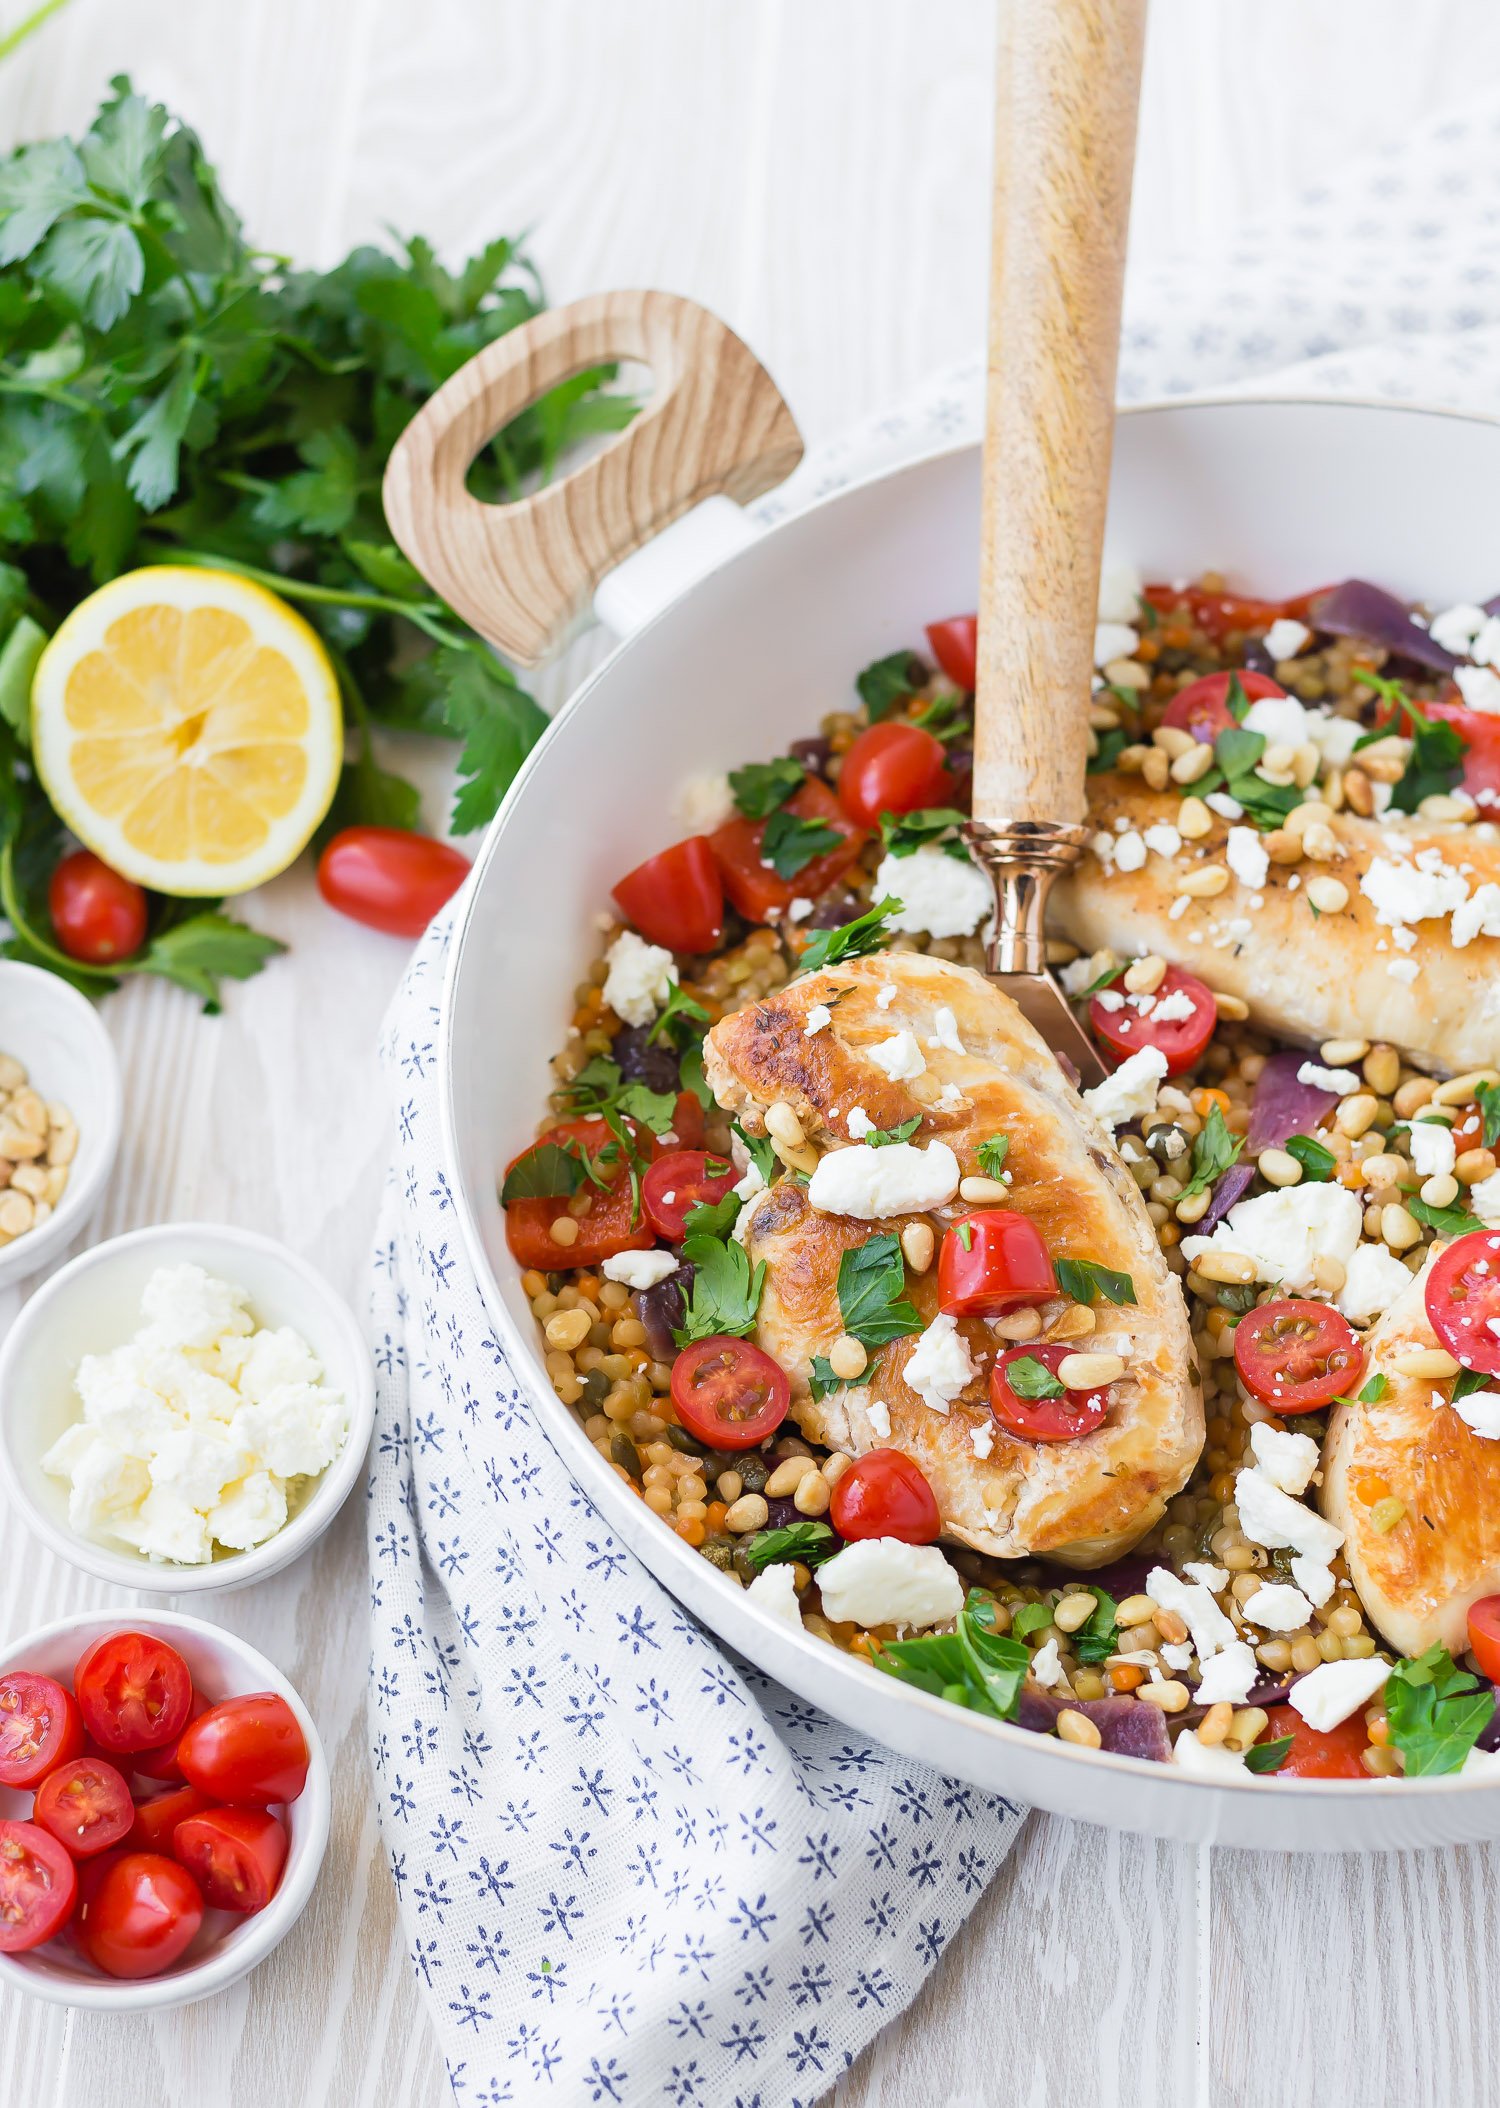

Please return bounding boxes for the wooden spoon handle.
[972,0,1147,827]
[382,290,802,665]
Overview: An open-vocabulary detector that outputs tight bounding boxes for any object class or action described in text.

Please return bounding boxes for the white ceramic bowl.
[441,396,1500,1852]
[0,1608,329,2010]
[0,1221,375,1592]
[0,961,121,1292]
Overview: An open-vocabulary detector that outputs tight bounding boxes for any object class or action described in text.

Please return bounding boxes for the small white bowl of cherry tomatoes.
[0,1611,329,2009]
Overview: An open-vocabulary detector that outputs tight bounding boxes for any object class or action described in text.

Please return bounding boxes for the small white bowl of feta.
[0,961,122,1292]
[0,1222,376,1590]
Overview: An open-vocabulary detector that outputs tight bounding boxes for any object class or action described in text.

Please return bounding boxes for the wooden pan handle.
[972,0,1147,827]
[382,290,803,665]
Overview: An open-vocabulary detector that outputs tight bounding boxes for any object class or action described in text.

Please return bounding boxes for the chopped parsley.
[1223,671,1253,724]
[1003,1354,1066,1400]
[1010,1603,1054,1641]
[866,1115,922,1148]
[856,650,922,722]
[1055,1257,1137,1307]
[873,1590,1030,1721]
[808,1356,847,1402]
[957,1221,973,1251]
[500,1140,587,1204]
[557,1056,678,1136]
[835,1232,923,1352]
[761,807,841,879]
[878,806,971,859]
[1180,1103,1246,1201]
[1088,726,1130,774]
[908,690,970,742]
[743,1521,836,1572]
[1185,719,1302,832]
[976,1134,1010,1180]
[732,1120,779,1185]
[1453,1367,1492,1403]
[1072,1588,1121,1665]
[1385,1644,1495,1776]
[682,1186,742,1240]
[647,982,710,1045]
[1408,1193,1478,1237]
[1352,667,1468,815]
[672,1232,766,1346]
[1284,1133,1336,1181]
[728,756,805,818]
[1243,1736,1294,1774]
[1476,1080,1500,1151]
[798,896,902,973]
[1361,1374,1389,1404]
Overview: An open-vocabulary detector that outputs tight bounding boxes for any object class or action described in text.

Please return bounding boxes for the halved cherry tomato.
[665,1089,706,1152]
[642,1149,737,1241]
[1143,583,1321,643]
[828,1449,940,1544]
[925,616,977,692]
[1259,1702,1369,1780]
[990,1340,1111,1444]
[503,1115,654,1272]
[1467,1597,1500,1684]
[33,1756,135,1859]
[131,1692,208,1786]
[1089,964,1218,1076]
[1233,1298,1363,1413]
[613,837,724,955]
[0,1671,83,1788]
[127,1785,215,1856]
[75,1851,204,1979]
[0,1818,77,1951]
[173,1806,288,1915]
[73,1632,194,1755]
[836,723,951,829]
[48,851,148,965]
[1425,1229,1500,1376]
[177,1693,309,1806]
[317,826,470,938]
[709,779,867,922]
[937,1211,1054,1318]
[669,1337,790,1451]
[1161,669,1287,744]
[1427,691,1500,816]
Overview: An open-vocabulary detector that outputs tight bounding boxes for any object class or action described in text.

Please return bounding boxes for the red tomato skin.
[1468,1597,1500,1684]
[174,1806,288,1914]
[709,780,867,922]
[669,1337,790,1452]
[925,616,977,692]
[48,851,148,965]
[642,1150,737,1242]
[1161,669,1286,744]
[32,1756,136,1859]
[1428,693,1500,817]
[0,1818,78,1951]
[75,1852,204,1979]
[1425,1229,1500,1377]
[177,1693,309,1807]
[835,723,951,829]
[937,1211,1054,1318]
[127,1785,215,1856]
[829,1449,941,1544]
[1142,583,1321,642]
[131,1692,208,1785]
[73,1633,194,1755]
[0,1672,83,1788]
[1260,1703,1369,1780]
[317,827,469,939]
[1089,964,1218,1077]
[613,837,724,955]
[989,1341,1111,1444]
[503,1115,655,1272]
[1232,1298,1363,1412]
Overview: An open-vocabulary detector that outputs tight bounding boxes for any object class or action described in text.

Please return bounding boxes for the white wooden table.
[4,5,1499,2102]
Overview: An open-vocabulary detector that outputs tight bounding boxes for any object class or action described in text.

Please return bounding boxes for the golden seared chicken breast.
[1052,779,1500,1075]
[1323,1247,1500,1657]
[703,951,1202,1565]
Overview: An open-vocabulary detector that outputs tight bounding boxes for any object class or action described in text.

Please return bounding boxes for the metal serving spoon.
[963,0,1148,1088]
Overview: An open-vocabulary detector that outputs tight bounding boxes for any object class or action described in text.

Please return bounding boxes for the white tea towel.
[366,84,1500,2108]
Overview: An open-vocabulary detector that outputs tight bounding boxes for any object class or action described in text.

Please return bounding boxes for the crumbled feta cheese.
[1206,791,1245,821]
[846,1107,874,1139]
[1095,989,1126,1012]
[1083,1045,1169,1131]
[969,1422,994,1460]
[1290,1557,1336,1609]
[1226,826,1270,892]
[1241,1582,1315,1631]
[142,1263,254,1351]
[867,1030,926,1082]
[1337,1242,1414,1327]
[732,1159,767,1205]
[1149,988,1196,1024]
[1173,1728,1248,1776]
[1297,1060,1361,1094]
[928,1006,965,1056]
[1289,1657,1391,1734]
[1429,603,1489,655]
[745,1562,804,1628]
[210,1472,288,1553]
[1409,1120,1457,1179]
[602,1249,680,1290]
[937,1083,965,1112]
[807,1139,960,1219]
[1096,561,1142,625]
[1305,712,1363,768]
[902,1313,976,1416]
[602,929,677,1027]
[1263,617,1312,661]
[1387,958,1420,986]
[1146,1567,1237,1664]
[1139,824,1179,861]
[1161,1642,1194,1671]
[1094,621,1138,667]
[1451,1387,1500,1439]
[1472,615,1500,669]
[1182,1183,1362,1294]
[674,771,736,832]
[787,896,814,923]
[867,1398,891,1440]
[1059,957,1099,996]
[1243,693,1311,747]
[1183,1560,1229,1592]
[805,1004,832,1036]
[815,1539,964,1631]
[874,847,993,940]
[1193,1641,1259,1707]
[1456,665,1500,715]
[1469,1172,1500,1224]
[1113,830,1147,874]
[1360,855,1470,931]
[1029,1636,1064,1688]
[1451,883,1500,947]
[876,983,897,1008]
[1233,1468,1343,1564]
[1249,1421,1319,1497]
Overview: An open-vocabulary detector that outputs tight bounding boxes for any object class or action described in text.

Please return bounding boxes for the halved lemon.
[32,565,343,897]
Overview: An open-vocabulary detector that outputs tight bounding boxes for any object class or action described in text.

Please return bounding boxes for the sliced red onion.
[1017,1687,1172,1762]
[1308,579,1458,674]
[1474,1679,1500,1752]
[1241,635,1276,678]
[1245,1050,1339,1154]
[1485,594,1500,618]
[1033,1552,1155,1602]
[1197,1159,1257,1234]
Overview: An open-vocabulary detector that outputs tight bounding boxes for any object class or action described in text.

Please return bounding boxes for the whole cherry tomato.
[1089,964,1218,1076]
[1258,1702,1370,1780]
[75,1851,204,1979]
[835,723,951,829]
[613,837,724,955]
[937,1211,1054,1318]
[829,1449,941,1544]
[1233,1299,1364,1413]
[48,850,148,964]
[1425,1229,1500,1378]
[177,1693,309,1806]
[989,1341,1112,1444]
[127,1785,215,1856]
[925,617,977,692]
[1161,669,1287,744]
[502,1115,654,1272]
[642,1149,737,1241]
[73,1632,194,1755]
[317,826,469,938]
[670,1337,790,1452]
[32,1756,135,1859]
[173,1806,288,1914]
[0,1671,83,1788]
[0,1818,77,1951]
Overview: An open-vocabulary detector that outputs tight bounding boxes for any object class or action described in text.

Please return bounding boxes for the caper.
[700,1540,734,1572]
[580,1368,610,1408]
[668,1426,707,1457]
[610,1434,643,1480]
[737,1454,769,1494]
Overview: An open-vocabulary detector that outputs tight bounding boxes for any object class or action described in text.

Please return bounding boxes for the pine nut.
[1285,801,1334,840]
[725,1494,769,1534]
[1115,1595,1156,1628]
[793,1471,831,1517]
[1361,1154,1405,1190]
[1047,1304,1097,1341]
[765,1454,818,1498]
[0,1055,21,1092]
[992,1306,1042,1342]
[1124,955,1167,996]
[716,1470,744,1503]
[1170,745,1215,785]
[776,1140,820,1175]
[9,1164,47,1199]
[1435,1069,1500,1108]
[1258,1148,1302,1187]
[1057,1351,1124,1390]
[1312,1255,1347,1295]
[1141,748,1170,790]
[544,1309,592,1352]
[1421,1173,1460,1210]
[1053,1592,1098,1634]
[1381,1203,1422,1251]
[1264,829,1301,864]
[1153,724,1197,758]
[1136,1679,1190,1713]
[765,1100,806,1148]
[1178,796,1214,839]
[0,1124,42,1161]
[1458,1149,1498,1184]
[1224,1706,1269,1753]
[901,1222,935,1274]
[1193,1250,1257,1285]
[1363,1044,1401,1096]
[1321,1039,1371,1066]
[1211,992,1250,1022]
[1175,1189,1212,1224]
[1301,823,1340,861]
[1197,1702,1234,1747]
[1156,1609,1190,1646]
[959,1175,1009,1203]
[1335,1093,1379,1138]
[1056,1709,1102,1749]
[1392,1347,1462,1380]
[1393,1077,1436,1119]
[1106,657,1150,691]
[1175,865,1230,898]
[821,1452,854,1487]
[828,1333,868,1380]
[1343,768,1375,816]
[0,1191,34,1235]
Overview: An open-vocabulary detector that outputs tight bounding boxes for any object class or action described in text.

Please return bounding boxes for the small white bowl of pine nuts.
[0,962,121,1292]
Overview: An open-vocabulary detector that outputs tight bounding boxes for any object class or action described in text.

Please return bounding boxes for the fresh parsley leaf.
[743,1521,836,1572]
[1004,1354,1066,1400]
[1244,1735,1294,1774]
[1475,1080,1500,1152]
[835,1232,923,1351]
[1055,1257,1137,1306]
[1409,1194,1478,1237]
[1087,726,1129,774]
[1223,671,1252,724]
[856,650,920,722]
[1214,724,1265,781]
[1360,1374,1389,1404]
[557,1057,676,1136]
[673,1233,766,1345]
[878,807,970,860]
[1206,721,1303,832]
[956,1221,973,1251]
[679,1036,711,1112]
[1180,1104,1246,1201]
[683,1187,741,1240]
[809,1356,847,1402]
[134,913,285,1012]
[732,1121,778,1185]
[977,1134,1010,1180]
[866,1115,921,1148]
[761,806,841,879]
[908,691,970,742]
[1453,1368,1492,1403]
[875,1591,1029,1721]
[798,896,901,973]
[1385,1644,1495,1776]
[647,981,711,1046]
[1351,669,1467,814]
[1285,1133,1336,1182]
[728,757,804,819]
[501,1140,585,1204]
[1010,1602,1054,1641]
[1073,1587,1121,1665]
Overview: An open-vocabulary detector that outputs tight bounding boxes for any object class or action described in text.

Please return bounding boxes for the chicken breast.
[1323,1256,1500,1656]
[704,951,1202,1565]
[1051,778,1500,1074]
